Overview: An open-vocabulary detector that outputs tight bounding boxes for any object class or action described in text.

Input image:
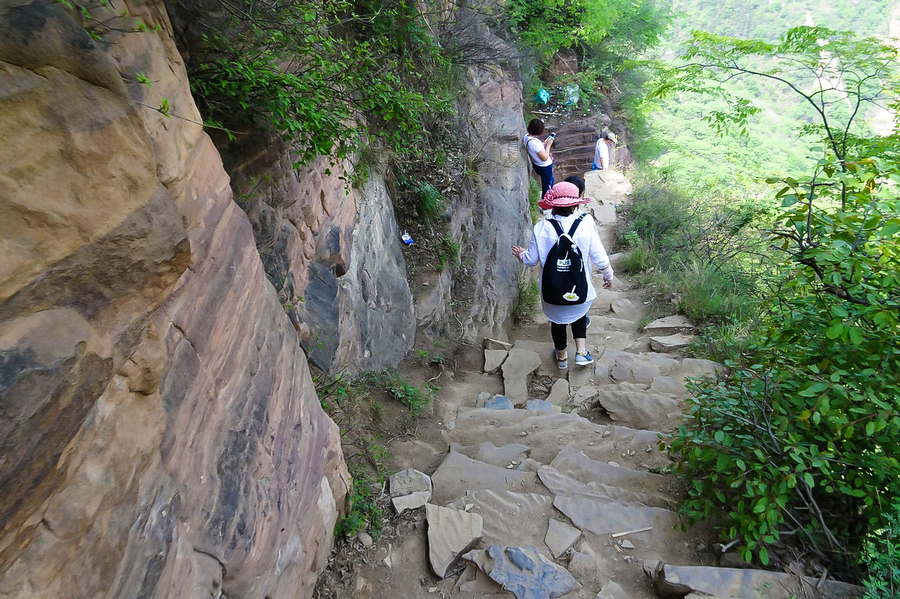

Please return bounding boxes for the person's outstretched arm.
[512,231,541,267]
[586,224,614,288]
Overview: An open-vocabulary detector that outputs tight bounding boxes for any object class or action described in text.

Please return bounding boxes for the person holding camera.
[524,118,555,198]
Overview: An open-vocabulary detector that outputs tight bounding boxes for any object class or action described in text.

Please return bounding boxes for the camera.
[549,132,556,139]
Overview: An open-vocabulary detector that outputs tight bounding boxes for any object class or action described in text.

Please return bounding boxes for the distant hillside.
[640,0,898,193]
[667,0,898,44]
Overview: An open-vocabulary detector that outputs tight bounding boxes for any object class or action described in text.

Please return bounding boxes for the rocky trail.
[318,171,863,599]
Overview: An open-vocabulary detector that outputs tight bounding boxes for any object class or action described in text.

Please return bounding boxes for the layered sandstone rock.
[212,134,416,372]
[0,2,349,597]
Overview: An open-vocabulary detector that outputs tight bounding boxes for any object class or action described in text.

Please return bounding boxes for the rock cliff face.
[171,15,531,368]
[0,1,349,597]
[213,135,417,373]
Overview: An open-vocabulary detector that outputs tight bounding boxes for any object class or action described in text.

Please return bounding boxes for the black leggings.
[551,315,588,351]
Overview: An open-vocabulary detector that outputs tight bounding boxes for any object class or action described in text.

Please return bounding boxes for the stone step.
[448,441,531,468]
[649,334,693,353]
[590,386,686,432]
[431,449,544,505]
[447,489,555,551]
[643,315,695,336]
[593,348,724,389]
[449,407,670,470]
[656,564,865,598]
[542,445,677,510]
[538,465,675,511]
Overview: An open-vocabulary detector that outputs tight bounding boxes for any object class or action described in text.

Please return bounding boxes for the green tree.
[661,27,900,573]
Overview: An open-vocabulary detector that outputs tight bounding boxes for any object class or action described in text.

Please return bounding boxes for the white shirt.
[524,134,552,167]
[594,138,610,169]
[521,213,614,324]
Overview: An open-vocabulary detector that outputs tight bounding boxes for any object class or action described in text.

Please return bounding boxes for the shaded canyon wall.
[0,1,349,597]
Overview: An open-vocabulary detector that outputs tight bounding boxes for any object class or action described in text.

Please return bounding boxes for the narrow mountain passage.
[319,171,862,599]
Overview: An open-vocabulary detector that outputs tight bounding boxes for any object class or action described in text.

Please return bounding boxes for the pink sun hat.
[538,181,592,210]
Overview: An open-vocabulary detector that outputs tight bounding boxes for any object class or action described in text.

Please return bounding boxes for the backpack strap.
[567,214,586,236]
[548,219,564,237]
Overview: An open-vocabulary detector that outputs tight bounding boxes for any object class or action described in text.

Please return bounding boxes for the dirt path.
[313,171,859,599]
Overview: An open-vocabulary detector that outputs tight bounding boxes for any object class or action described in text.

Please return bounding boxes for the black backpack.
[542,215,588,305]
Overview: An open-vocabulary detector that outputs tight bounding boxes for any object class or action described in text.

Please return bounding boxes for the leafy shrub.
[862,502,900,598]
[177,0,458,165]
[335,478,383,538]
[364,370,434,418]
[670,162,900,570]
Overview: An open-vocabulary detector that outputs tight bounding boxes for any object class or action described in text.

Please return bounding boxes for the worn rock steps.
[343,170,862,599]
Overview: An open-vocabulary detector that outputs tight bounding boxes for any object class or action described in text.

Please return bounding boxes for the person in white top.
[511,182,614,369]
[592,131,616,171]
[524,118,555,198]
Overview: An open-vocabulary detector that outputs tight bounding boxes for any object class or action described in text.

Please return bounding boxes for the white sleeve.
[585,222,613,280]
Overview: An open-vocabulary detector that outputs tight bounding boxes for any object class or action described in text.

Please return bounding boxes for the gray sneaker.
[575,351,594,366]
[554,349,568,370]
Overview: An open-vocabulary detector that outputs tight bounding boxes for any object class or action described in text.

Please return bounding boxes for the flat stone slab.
[554,495,681,540]
[594,387,685,431]
[549,445,672,501]
[464,545,580,599]
[525,399,557,412]
[658,565,865,599]
[392,491,432,514]
[449,442,531,468]
[649,334,692,352]
[390,468,433,513]
[448,490,554,549]
[501,348,543,404]
[426,503,483,578]
[643,315,694,336]
[485,395,514,410]
[431,450,535,504]
[449,408,671,469]
[484,338,513,351]
[544,519,581,558]
[597,580,629,599]
[546,379,569,406]
[510,340,558,376]
[538,465,675,510]
[485,349,508,373]
[608,298,643,321]
[391,468,433,497]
